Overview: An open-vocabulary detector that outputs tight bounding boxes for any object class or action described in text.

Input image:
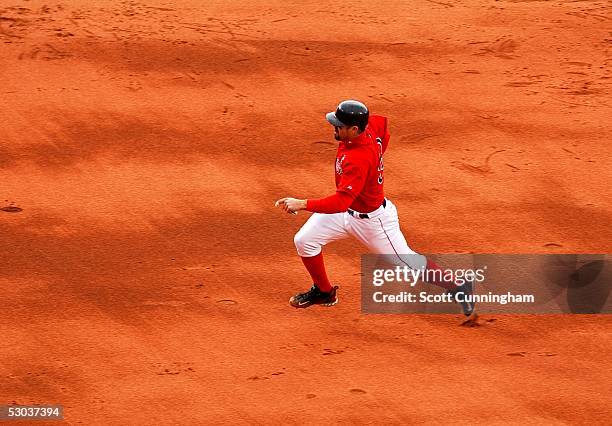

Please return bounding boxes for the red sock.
[300,252,333,293]
[425,259,458,291]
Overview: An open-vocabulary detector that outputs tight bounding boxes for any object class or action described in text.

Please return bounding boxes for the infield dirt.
[1,0,611,424]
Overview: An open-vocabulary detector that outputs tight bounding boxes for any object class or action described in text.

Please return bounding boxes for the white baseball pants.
[294,199,428,271]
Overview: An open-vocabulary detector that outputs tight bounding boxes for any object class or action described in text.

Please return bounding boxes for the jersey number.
[376,137,384,184]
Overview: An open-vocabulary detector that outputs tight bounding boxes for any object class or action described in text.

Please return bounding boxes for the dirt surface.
[1,0,611,424]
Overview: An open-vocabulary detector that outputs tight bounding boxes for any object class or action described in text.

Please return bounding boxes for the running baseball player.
[275,100,474,316]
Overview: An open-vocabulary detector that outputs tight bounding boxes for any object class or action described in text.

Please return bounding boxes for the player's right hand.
[275,197,304,215]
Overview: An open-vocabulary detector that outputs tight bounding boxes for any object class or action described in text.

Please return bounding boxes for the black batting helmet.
[326,100,369,132]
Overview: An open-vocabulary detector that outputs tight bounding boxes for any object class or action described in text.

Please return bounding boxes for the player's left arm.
[369,115,390,153]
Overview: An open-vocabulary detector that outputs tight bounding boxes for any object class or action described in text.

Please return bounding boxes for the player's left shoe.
[289,285,338,308]
[447,280,476,317]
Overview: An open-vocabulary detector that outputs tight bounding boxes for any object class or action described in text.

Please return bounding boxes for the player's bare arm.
[275,197,306,214]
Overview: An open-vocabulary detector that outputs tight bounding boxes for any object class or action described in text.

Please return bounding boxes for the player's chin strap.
[347,199,386,219]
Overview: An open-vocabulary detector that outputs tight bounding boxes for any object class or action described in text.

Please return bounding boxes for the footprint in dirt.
[248,368,286,381]
[475,38,519,59]
[322,348,344,356]
[154,362,195,376]
[217,299,237,305]
[1,203,22,213]
[504,81,538,87]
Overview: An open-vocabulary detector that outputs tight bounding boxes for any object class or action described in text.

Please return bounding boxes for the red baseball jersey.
[335,114,390,212]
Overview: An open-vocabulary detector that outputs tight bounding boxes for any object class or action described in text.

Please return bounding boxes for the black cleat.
[448,280,476,317]
[289,285,338,308]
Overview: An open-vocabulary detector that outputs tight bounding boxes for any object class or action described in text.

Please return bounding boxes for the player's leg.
[350,199,454,289]
[291,212,349,307]
[348,199,475,315]
[347,199,428,272]
[294,212,348,258]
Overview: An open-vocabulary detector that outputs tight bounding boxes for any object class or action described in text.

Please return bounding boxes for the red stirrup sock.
[300,253,333,293]
[425,259,458,291]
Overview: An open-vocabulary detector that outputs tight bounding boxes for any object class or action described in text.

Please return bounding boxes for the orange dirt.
[1,0,611,424]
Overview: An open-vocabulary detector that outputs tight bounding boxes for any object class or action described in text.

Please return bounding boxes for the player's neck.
[342,130,369,146]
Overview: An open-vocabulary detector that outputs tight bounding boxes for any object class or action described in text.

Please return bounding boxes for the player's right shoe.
[447,280,476,317]
[289,285,338,308]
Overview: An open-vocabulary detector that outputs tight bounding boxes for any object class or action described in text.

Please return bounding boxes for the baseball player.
[275,100,474,316]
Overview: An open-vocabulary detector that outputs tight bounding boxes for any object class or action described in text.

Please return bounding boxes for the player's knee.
[293,231,308,254]
[293,231,320,257]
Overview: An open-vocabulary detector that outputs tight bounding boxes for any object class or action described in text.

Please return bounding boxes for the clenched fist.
[275,197,307,215]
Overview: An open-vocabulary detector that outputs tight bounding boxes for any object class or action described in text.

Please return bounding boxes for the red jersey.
[334,114,389,212]
[305,115,390,214]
